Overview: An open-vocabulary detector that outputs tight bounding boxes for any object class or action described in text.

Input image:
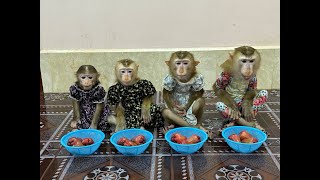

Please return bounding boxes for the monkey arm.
[141,96,152,124]
[71,100,81,129]
[163,89,174,110]
[213,84,238,110]
[90,103,104,129]
[115,103,126,131]
[241,89,258,121]
[185,89,204,111]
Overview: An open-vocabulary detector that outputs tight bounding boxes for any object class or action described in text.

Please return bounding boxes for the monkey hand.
[241,102,256,122]
[141,108,151,125]
[173,104,186,116]
[89,122,98,129]
[227,108,241,120]
[70,118,79,128]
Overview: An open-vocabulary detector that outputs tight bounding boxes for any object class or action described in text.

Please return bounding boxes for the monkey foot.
[162,124,175,134]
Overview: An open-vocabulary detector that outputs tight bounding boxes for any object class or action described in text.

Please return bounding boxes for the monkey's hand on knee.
[173,104,186,116]
[228,108,241,120]
[141,108,151,125]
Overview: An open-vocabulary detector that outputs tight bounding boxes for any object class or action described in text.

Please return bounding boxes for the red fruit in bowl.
[67,137,83,146]
[228,134,241,142]
[132,135,145,145]
[117,137,130,145]
[184,134,201,144]
[241,137,258,143]
[239,130,252,141]
[123,140,138,146]
[171,133,187,144]
[82,138,94,145]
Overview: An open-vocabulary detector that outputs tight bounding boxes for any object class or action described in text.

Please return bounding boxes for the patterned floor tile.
[192,156,280,179]
[41,141,62,157]
[40,158,70,180]
[40,115,69,141]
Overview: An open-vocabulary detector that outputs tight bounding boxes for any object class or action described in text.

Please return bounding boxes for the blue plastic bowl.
[60,129,105,156]
[222,126,267,153]
[110,129,153,156]
[165,127,208,154]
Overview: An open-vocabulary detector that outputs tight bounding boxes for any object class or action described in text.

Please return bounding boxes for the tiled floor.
[40,90,280,180]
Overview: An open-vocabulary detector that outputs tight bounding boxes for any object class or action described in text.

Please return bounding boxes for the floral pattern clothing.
[163,74,205,107]
[106,80,164,129]
[214,72,268,114]
[69,83,111,131]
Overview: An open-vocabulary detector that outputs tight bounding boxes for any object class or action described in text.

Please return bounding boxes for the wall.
[40,0,279,92]
[40,0,280,50]
[40,47,279,93]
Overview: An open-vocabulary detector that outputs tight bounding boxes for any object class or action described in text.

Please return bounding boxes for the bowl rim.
[60,129,105,149]
[221,126,267,144]
[164,127,208,146]
[110,128,154,148]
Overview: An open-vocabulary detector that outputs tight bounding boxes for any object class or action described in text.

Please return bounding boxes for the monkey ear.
[228,52,234,59]
[165,61,170,66]
[194,61,200,66]
[220,59,232,72]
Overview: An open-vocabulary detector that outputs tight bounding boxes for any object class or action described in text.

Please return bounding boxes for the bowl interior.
[164,127,208,145]
[222,126,267,143]
[110,129,153,147]
[61,129,105,148]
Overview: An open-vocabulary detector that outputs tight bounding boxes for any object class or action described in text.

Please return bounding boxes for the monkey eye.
[80,76,86,79]
[176,62,181,65]
[128,70,132,73]
[249,60,254,63]
[183,62,188,65]
[241,60,247,63]
[88,76,93,79]
[121,70,126,74]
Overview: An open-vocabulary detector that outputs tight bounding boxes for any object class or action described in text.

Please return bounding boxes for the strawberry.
[171,133,187,144]
[132,135,145,145]
[228,134,241,142]
[239,130,252,141]
[123,140,138,146]
[82,138,94,145]
[117,137,130,145]
[241,137,258,143]
[184,134,201,144]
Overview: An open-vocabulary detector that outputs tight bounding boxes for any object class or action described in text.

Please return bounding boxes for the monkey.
[69,65,113,132]
[161,51,209,135]
[213,46,268,132]
[106,59,164,132]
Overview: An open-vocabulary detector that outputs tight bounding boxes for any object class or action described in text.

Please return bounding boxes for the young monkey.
[69,65,112,132]
[161,51,211,137]
[106,59,164,131]
[213,46,268,132]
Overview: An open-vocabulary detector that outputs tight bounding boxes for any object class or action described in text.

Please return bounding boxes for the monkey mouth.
[243,76,251,80]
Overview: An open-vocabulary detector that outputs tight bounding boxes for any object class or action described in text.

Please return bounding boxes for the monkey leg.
[191,97,205,126]
[162,108,191,127]
[252,90,268,113]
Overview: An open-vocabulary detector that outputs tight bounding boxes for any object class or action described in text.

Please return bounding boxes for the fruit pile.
[228,130,258,143]
[117,135,146,146]
[67,137,95,146]
[171,133,201,144]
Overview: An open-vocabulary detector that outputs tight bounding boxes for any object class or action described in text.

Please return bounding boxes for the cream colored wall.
[40,47,279,93]
[40,0,280,49]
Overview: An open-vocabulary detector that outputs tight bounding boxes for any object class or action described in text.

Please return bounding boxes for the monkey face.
[174,59,191,76]
[119,68,133,85]
[78,74,96,90]
[238,58,255,80]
